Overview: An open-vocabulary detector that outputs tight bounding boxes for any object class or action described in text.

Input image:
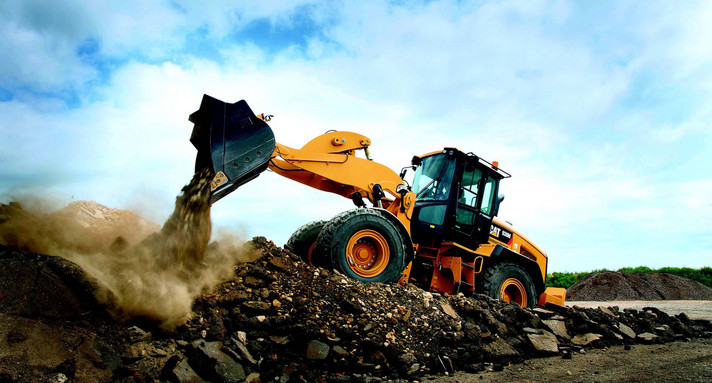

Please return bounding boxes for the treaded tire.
[286,220,327,266]
[481,262,537,308]
[315,209,407,283]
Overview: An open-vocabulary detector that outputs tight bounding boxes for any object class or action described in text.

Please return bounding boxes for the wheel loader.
[188,94,566,308]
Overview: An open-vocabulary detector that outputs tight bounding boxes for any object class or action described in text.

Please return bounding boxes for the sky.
[1,0,710,272]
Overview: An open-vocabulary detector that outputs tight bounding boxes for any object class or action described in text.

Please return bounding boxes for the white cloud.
[1,0,711,271]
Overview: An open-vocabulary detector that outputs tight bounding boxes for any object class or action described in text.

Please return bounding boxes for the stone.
[637,332,659,343]
[618,323,636,339]
[571,333,602,346]
[188,340,245,382]
[523,327,541,334]
[268,257,291,271]
[128,326,150,343]
[233,338,258,365]
[408,363,421,375]
[598,306,616,317]
[440,303,460,319]
[306,340,330,360]
[482,338,519,358]
[244,276,264,287]
[542,319,570,339]
[168,357,206,383]
[333,345,349,356]
[242,301,272,312]
[236,331,247,344]
[270,336,289,344]
[398,352,418,368]
[526,330,559,354]
[533,307,554,318]
[246,372,260,383]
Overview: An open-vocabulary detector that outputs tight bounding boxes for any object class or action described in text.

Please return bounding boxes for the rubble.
[1,236,712,381]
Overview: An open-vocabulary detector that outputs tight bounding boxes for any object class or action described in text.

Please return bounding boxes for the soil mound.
[567,271,712,301]
[0,244,114,318]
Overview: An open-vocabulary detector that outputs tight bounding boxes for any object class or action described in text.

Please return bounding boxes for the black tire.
[315,209,407,283]
[286,220,327,265]
[481,262,537,308]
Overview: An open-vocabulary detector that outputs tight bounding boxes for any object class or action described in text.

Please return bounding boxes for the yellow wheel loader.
[188,95,566,308]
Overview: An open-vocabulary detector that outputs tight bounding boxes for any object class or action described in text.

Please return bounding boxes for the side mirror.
[492,194,505,217]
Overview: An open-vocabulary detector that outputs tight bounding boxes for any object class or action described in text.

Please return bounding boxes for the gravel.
[567,271,712,301]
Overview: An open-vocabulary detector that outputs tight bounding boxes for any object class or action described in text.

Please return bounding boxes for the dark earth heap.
[567,270,712,301]
[1,239,712,383]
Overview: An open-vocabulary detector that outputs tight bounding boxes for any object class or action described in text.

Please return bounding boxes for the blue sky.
[1,0,710,272]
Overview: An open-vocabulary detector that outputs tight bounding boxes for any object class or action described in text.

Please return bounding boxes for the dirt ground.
[426,337,712,382]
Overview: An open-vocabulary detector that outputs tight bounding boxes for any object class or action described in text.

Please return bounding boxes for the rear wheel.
[286,220,327,266]
[481,262,537,308]
[315,209,407,283]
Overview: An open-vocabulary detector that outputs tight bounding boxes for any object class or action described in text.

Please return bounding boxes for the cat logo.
[490,223,513,244]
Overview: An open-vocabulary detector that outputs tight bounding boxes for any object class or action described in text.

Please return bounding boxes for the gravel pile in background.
[567,270,712,301]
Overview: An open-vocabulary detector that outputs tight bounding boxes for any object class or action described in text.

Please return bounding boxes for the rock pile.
[1,238,712,382]
[567,270,712,301]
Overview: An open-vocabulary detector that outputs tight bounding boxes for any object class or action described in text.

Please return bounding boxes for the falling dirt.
[0,169,257,328]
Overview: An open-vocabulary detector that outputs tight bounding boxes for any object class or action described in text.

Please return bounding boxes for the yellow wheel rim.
[346,229,390,278]
[500,278,528,307]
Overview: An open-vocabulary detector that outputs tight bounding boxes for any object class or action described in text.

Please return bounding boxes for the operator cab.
[409,148,510,249]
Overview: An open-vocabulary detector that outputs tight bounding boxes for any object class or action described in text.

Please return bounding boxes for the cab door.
[452,160,500,248]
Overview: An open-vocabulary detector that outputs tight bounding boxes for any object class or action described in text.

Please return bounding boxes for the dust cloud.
[0,169,257,328]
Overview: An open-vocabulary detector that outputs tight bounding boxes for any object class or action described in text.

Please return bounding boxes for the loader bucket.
[189,94,276,203]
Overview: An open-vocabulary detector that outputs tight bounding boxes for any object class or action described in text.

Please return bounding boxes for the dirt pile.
[3,238,711,382]
[0,200,159,255]
[567,271,712,301]
[0,170,255,328]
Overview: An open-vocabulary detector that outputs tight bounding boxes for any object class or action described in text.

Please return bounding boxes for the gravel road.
[567,300,712,321]
[426,338,712,382]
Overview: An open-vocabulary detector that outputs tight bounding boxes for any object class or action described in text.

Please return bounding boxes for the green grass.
[546,266,712,289]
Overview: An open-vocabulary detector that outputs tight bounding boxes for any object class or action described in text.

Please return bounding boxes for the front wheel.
[286,220,327,266]
[481,262,537,308]
[315,209,407,283]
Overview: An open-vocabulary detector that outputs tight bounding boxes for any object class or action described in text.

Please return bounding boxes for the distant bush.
[652,267,712,289]
[617,266,653,274]
[545,266,712,289]
[546,272,590,289]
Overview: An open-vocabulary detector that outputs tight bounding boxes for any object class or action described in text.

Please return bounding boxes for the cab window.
[480,175,497,215]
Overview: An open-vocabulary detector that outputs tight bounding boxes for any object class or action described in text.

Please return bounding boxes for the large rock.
[542,319,570,339]
[526,330,559,354]
[571,333,603,346]
[306,340,330,360]
[188,340,245,382]
[163,357,206,383]
[618,323,636,339]
[482,338,519,358]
